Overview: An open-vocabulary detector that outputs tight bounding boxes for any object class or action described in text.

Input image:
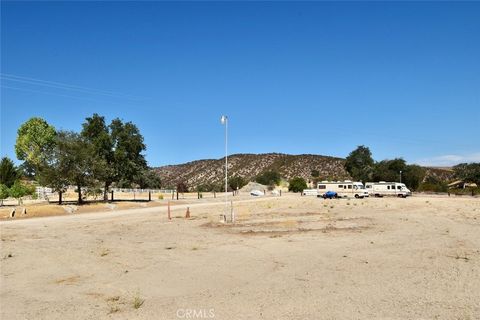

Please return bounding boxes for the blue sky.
[1,1,479,167]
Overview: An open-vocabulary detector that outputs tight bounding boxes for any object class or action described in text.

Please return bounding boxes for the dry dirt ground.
[1,195,479,320]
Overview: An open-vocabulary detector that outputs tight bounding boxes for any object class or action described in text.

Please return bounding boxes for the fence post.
[171,191,174,200]
[148,191,151,201]
[176,191,179,200]
[59,191,63,205]
[111,190,114,201]
[168,201,171,220]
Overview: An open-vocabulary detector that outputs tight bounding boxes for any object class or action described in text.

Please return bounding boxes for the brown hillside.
[154,153,350,189]
[153,153,456,189]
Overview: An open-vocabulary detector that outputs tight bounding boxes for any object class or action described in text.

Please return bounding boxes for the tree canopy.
[453,163,480,185]
[256,171,281,186]
[15,117,56,169]
[344,145,374,183]
[228,176,247,191]
[0,157,19,188]
[288,177,307,193]
[372,158,425,190]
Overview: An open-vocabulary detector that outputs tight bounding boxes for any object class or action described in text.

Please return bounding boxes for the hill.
[154,153,350,189]
[153,153,456,190]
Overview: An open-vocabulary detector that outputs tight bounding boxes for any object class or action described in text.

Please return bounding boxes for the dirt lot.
[1,194,479,319]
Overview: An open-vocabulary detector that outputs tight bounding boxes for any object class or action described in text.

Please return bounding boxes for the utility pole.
[221,115,228,222]
[400,170,402,183]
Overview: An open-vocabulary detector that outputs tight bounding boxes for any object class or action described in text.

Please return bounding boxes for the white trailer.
[317,180,369,198]
[302,189,319,196]
[365,182,411,198]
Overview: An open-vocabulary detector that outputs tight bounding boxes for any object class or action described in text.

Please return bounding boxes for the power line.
[0,73,145,100]
[0,85,119,103]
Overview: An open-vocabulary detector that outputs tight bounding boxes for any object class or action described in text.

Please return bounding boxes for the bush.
[228,176,247,191]
[448,187,480,196]
[176,181,188,193]
[288,177,307,193]
[256,171,281,186]
[0,184,9,206]
[86,187,103,200]
[417,182,448,193]
[9,180,30,205]
[158,194,164,200]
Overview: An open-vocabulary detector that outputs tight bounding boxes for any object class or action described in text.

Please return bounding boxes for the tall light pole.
[220,115,228,222]
[399,170,402,183]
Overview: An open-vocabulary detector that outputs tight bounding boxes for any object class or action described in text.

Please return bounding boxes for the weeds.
[3,253,13,259]
[108,306,120,314]
[107,296,120,302]
[132,294,145,309]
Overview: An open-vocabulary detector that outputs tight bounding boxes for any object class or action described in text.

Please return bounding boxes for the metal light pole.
[399,170,402,183]
[220,115,228,222]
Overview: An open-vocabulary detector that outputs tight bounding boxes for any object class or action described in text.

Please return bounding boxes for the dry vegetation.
[1,194,479,319]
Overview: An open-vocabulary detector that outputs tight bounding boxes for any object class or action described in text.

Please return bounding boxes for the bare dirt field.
[1,194,479,319]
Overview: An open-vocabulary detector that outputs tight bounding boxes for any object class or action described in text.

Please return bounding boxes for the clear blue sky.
[1,1,479,167]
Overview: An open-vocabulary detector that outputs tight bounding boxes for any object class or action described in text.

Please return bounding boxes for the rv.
[316,181,369,198]
[365,182,411,198]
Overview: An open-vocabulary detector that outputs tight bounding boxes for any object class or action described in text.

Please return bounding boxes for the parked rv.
[365,182,411,198]
[316,181,369,198]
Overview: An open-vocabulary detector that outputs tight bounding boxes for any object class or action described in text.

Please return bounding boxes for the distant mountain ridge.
[153,153,456,189]
[154,153,351,189]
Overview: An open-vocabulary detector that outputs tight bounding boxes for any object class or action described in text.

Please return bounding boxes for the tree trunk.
[103,181,110,202]
[59,191,63,205]
[77,185,83,204]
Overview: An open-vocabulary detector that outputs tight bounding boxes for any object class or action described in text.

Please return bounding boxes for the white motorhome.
[365,182,411,198]
[317,180,369,198]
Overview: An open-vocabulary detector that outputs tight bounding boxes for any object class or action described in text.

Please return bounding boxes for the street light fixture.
[399,170,402,183]
[220,115,228,222]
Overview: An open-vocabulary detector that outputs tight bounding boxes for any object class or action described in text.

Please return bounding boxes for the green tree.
[0,184,9,206]
[110,119,147,185]
[288,177,307,193]
[453,163,480,185]
[372,159,406,182]
[311,169,320,178]
[81,115,148,199]
[53,131,105,204]
[256,171,281,186]
[0,157,19,187]
[228,176,247,191]
[9,180,32,205]
[136,169,162,189]
[15,117,56,170]
[403,165,425,191]
[345,146,375,182]
[37,145,70,204]
[81,114,114,200]
[176,181,189,193]
[418,175,448,192]
[373,158,425,190]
